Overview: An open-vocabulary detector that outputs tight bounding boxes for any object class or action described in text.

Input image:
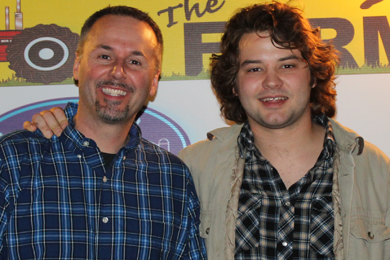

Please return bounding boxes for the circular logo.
[24,37,69,71]
[0,98,190,155]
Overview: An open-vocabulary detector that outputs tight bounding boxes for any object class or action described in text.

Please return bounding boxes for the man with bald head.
[0,6,206,259]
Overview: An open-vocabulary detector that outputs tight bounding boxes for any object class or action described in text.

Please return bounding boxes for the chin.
[257,117,295,130]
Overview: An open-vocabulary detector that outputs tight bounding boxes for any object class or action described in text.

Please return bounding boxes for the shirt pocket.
[350,210,390,243]
[310,196,335,258]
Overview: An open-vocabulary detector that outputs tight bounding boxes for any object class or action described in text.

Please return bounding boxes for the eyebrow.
[279,54,301,62]
[241,54,302,66]
[97,45,145,57]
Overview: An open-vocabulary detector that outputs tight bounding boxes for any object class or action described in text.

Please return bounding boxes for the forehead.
[238,31,303,59]
[84,15,159,55]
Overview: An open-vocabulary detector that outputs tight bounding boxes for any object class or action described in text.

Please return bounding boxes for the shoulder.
[329,118,360,142]
[179,124,243,158]
[139,137,190,171]
[178,124,242,177]
[0,129,49,147]
[330,118,390,170]
[354,139,390,174]
[362,141,390,165]
[207,123,243,141]
[139,138,183,163]
[138,138,198,194]
[0,130,51,168]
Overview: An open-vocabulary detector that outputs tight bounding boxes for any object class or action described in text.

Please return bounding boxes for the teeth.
[102,88,127,97]
[261,97,287,102]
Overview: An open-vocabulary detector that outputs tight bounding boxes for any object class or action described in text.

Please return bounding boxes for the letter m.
[364,16,390,66]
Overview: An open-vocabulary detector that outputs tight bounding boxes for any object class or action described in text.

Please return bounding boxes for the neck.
[250,115,325,158]
[73,112,134,154]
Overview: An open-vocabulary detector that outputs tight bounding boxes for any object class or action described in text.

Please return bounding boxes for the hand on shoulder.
[23,107,68,138]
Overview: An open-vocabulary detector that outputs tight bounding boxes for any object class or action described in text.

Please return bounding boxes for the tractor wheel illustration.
[7,24,79,84]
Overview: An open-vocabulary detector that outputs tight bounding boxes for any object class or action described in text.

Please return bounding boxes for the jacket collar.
[207,123,243,141]
[206,118,365,156]
[329,118,365,155]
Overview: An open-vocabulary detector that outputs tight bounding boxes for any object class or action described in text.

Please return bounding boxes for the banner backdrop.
[0,0,390,156]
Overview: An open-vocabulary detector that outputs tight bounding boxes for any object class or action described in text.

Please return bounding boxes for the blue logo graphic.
[0,98,190,155]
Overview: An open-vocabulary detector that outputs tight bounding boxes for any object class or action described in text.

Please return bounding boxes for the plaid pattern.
[0,102,206,260]
[235,116,335,260]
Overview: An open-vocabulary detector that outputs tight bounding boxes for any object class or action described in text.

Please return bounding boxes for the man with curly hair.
[179,2,390,260]
[25,2,390,260]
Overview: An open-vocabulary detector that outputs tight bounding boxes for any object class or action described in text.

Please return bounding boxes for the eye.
[248,67,262,72]
[282,64,295,69]
[99,54,111,60]
[129,60,141,65]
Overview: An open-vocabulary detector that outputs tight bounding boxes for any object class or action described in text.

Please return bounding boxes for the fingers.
[23,121,38,132]
[50,107,69,130]
[31,112,56,139]
[39,107,68,138]
[22,107,68,139]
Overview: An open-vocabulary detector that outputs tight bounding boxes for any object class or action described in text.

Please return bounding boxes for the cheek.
[296,85,313,101]
[86,61,112,76]
[237,85,254,106]
[134,71,155,89]
[127,69,144,82]
[237,77,258,96]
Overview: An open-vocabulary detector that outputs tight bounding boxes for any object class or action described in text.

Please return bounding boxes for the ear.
[311,77,317,89]
[149,69,160,96]
[73,53,81,82]
[233,86,238,96]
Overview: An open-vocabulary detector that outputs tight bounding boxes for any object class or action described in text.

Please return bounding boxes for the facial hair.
[95,80,134,123]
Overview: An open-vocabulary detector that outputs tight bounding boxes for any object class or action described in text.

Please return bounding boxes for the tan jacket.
[179,119,390,260]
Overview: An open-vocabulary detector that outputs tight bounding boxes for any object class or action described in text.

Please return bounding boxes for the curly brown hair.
[211,1,339,123]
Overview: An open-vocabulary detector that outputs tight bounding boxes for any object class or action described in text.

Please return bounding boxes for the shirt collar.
[60,102,142,151]
[237,121,261,160]
[314,114,336,160]
[237,115,336,159]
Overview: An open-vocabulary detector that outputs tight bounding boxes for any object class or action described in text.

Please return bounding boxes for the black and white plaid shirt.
[235,116,335,260]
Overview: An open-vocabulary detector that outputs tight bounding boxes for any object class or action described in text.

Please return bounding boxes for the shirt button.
[285,201,291,206]
[77,154,82,159]
[103,176,107,183]
[282,241,288,247]
[83,141,89,147]
[102,217,109,223]
[368,232,374,239]
[123,156,126,160]
[205,227,210,235]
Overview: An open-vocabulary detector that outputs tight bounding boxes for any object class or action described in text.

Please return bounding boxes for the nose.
[110,62,127,80]
[262,71,282,89]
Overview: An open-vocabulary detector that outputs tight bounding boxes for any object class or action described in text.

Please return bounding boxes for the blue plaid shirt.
[0,102,207,259]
